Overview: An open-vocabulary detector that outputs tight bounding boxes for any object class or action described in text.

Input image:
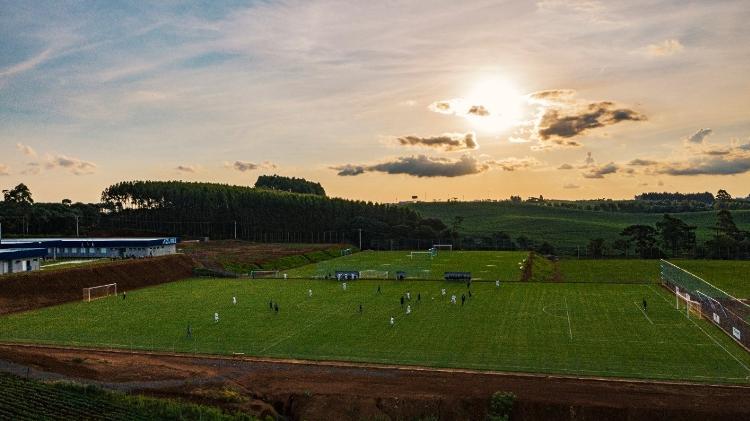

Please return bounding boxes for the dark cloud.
[176,165,197,173]
[333,164,365,176]
[628,158,657,166]
[582,162,619,179]
[45,155,96,175]
[654,156,750,176]
[538,101,646,142]
[231,161,277,172]
[396,132,478,151]
[558,163,574,170]
[486,157,540,171]
[333,155,488,178]
[686,128,712,144]
[467,105,489,116]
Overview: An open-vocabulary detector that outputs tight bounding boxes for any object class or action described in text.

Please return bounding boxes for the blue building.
[0,237,178,260]
[0,248,47,275]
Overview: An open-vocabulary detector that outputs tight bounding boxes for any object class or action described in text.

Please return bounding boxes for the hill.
[407,201,750,249]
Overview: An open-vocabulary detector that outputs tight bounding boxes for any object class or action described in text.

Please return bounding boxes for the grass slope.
[1,277,749,383]
[0,373,254,420]
[409,202,750,247]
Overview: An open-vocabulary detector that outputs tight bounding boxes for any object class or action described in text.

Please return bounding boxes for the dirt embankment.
[0,344,748,421]
[0,255,195,315]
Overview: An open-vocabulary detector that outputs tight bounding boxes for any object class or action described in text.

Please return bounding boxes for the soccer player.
[308,288,313,297]
[495,280,500,288]
[186,323,192,338]
[390,316,395,327]
[441,288,446,296]
[400,296,405,307]
[214,312,219,323]
[283,273,288,280]
[232,296,237,305]
[451,295,456,304]
[406,305,411,315]
[468,290,472,298]
[461,294,466,306]
[406,292,411,301]
[343,282,347,291]
[377,285,382,294]
[359,304,363,314]
[269,300,273,310]
[643,298,648,311]
[122,291,127,300]
[417,293,421,302]
[274,303,279,313]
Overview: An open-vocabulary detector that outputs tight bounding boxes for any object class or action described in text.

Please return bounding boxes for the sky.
[1,0,749,203]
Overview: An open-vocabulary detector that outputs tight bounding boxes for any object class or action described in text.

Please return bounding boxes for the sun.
[463,77,523,133]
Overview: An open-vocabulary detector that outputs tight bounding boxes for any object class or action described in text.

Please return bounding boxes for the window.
[89,248,95,254]
[100,248,107,254]
[72,248,78,254]
[64,248,69,254]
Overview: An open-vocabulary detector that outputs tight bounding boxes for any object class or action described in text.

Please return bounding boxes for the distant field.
[285,250,528,281]
[408,202,750,248]
[1,277,749,383]
[558,259,661,283]
[669,260,750,299]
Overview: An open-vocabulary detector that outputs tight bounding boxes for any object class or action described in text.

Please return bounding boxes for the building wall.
[46,244,176,259]
[1,258,41,274]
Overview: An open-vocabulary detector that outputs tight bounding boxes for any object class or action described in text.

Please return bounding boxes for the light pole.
[74,215,79,238]
[358,228,362,250]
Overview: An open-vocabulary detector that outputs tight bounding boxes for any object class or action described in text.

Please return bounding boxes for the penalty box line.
[648,285,750,375]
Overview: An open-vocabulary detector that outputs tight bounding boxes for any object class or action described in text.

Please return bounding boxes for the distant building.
[0,237,178,260]
[0,248,46,275]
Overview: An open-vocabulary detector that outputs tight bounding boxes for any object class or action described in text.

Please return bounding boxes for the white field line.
[634,302,654,324]
[649,285,750,375]
[564,296,573,340]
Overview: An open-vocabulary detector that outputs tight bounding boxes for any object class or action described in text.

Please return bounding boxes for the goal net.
[83,283,117,302]
[433,244,453,252]
[359,270,389,279]
[660,259,750,351]
[250,270,280,279]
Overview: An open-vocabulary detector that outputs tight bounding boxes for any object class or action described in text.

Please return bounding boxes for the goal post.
[675,287,702,319]
[409,251,434,259]
[250,270,280,279]
[83,283,117,302]
[433,244,453,252]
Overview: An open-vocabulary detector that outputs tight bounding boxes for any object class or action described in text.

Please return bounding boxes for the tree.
[716,189,732,202]
[612,238,630,257]
[587,238,606,258]
[655,214,696,256]
[62,198,72,206]
[3,183,34,204]
[620,224,660,258]
[254,175,326,196]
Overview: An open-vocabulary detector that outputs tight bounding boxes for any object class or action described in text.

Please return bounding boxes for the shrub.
[488,391,516,421]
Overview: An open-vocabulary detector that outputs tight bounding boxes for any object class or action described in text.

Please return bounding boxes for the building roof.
[0,237,178,249]
[0,248,47,260]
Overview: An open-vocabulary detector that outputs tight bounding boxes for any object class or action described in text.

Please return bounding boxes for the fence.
[660,259,750,352]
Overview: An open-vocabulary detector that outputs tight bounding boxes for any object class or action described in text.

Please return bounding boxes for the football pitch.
[1,276,749,383]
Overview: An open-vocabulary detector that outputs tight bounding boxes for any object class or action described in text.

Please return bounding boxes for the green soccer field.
[285,250,528,280]
[1,276,749,383]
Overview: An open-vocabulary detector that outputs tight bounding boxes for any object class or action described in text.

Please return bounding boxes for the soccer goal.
[359,269,389,279]
[83,283,117,302]
[409,251,434,259]
[433,244,453,252]
[675,287,702,319]
[250,270,280,279]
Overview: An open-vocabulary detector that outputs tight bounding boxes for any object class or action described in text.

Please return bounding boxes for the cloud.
[44,155,96,175]
[628,158,657,166]
[176,165,198,173]
[563,183,580,189]
[652,155,750,176]
[558,163,574,170]
[584,152,595,166]
[582,162,619,178]
[0,48,53,78]
[646,39,684,56]
[486,157,541,171]
[396,132,478,151]
[467,105,490,116]
[0,164,9,176]
[333,155,488,178]
[686,128,713,144]
[537,101,646,142]
[16,143,37,157]
[230,160,277,172]
[527,89,577,104]
[21,162,40,175]
[428,99,491,118]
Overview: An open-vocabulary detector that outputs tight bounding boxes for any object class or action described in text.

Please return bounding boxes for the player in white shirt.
[214,312,219,323]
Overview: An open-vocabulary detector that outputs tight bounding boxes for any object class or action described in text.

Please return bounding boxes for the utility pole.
[358,228,362,250]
